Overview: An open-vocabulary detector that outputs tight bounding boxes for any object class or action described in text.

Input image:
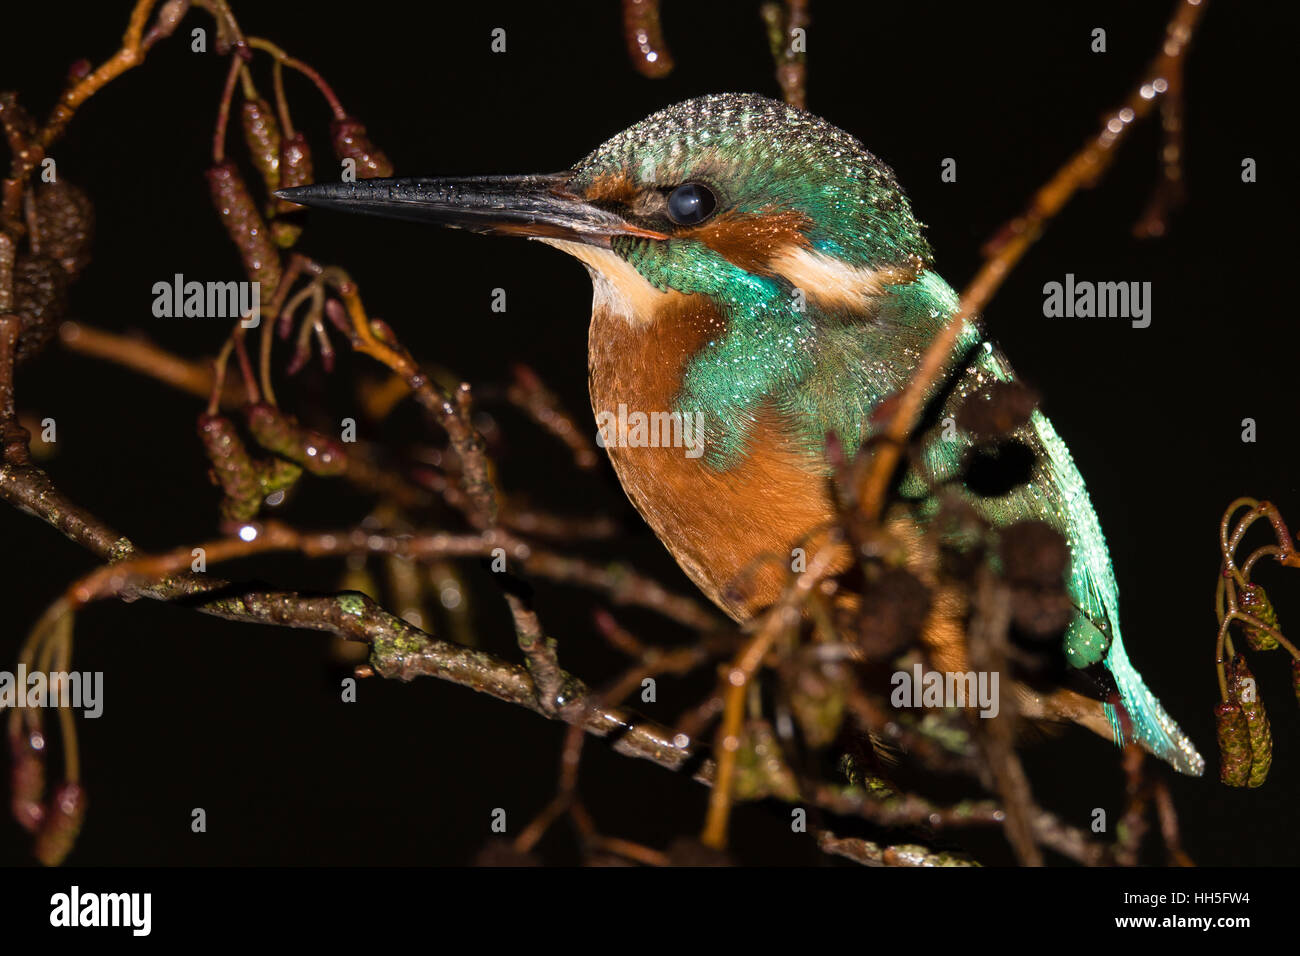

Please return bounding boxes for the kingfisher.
[279,93,1204,775]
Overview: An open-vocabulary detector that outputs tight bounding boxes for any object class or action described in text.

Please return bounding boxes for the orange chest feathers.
[585,284,840,621]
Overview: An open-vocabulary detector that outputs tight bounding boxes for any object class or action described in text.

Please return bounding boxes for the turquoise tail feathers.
[1101,630,1206,776]
[1033,412,1205,776]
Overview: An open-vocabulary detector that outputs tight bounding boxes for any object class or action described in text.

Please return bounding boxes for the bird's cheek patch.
[682,208,812,275]
[767,246,921,311]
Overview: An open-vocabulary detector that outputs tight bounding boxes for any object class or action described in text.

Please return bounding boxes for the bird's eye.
[666,183,717,226]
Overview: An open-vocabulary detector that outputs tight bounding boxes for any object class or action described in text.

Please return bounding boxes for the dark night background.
[0,0,1295,867]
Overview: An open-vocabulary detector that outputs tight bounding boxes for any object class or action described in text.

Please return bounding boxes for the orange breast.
[588,296,845,621]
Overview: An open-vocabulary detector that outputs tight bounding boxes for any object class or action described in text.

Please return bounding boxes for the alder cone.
[10,254,67,365]
[33,180,94,278]
[956,381,1039,440]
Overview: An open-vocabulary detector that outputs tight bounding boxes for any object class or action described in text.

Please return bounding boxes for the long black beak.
[275,174,666,245]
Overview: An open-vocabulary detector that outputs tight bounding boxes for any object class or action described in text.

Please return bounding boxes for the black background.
[0,0,1295,867]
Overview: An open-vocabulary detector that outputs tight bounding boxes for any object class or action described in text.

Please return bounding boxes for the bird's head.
[278,93,933,317]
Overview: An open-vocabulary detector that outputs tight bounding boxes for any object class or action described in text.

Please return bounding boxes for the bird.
[278,92,1204,776]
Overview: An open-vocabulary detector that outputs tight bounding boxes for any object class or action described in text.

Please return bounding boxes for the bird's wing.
[794,269,1205,775]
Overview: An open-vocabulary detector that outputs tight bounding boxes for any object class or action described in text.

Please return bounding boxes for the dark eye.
[666,183,717,225]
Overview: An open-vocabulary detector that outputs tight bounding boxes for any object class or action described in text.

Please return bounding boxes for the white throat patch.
[537,238,667,325]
